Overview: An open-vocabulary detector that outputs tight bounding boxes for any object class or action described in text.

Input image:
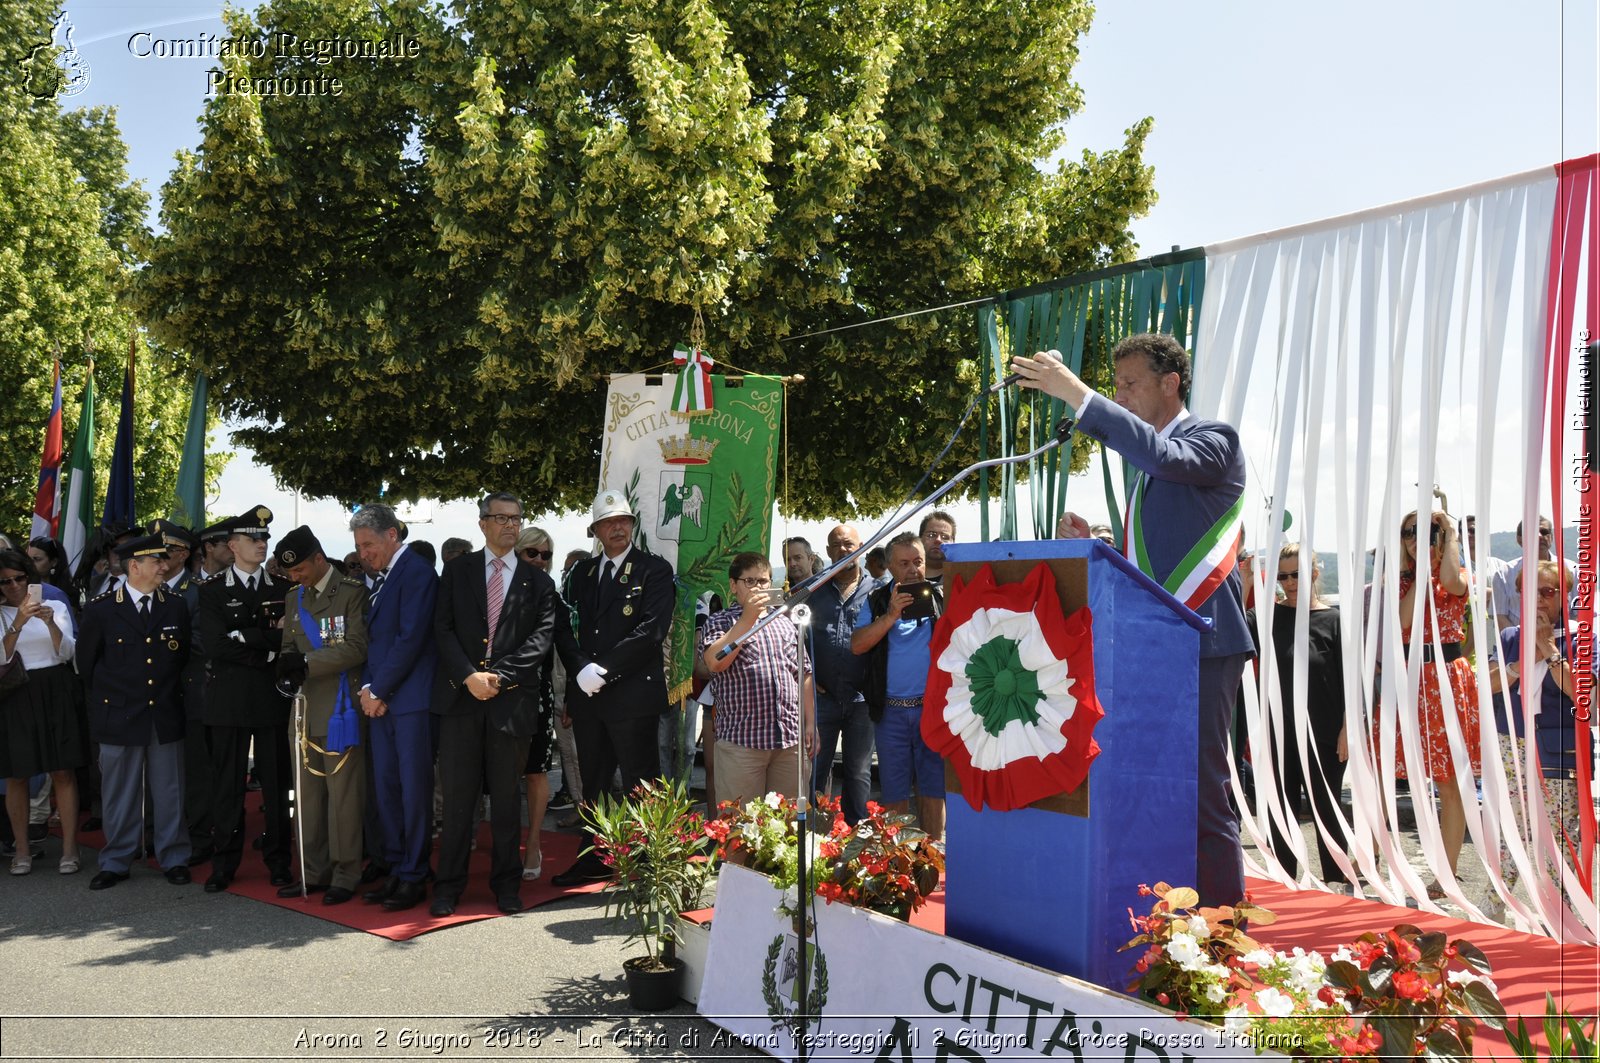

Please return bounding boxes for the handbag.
[0,653,26,695]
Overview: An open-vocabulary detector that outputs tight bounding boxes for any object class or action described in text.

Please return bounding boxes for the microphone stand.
[715,416,1075,1061]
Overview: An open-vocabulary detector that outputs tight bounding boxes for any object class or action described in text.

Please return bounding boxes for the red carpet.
[231,829,607,941]
[1242,877,1598,1057]
[67,815,607,942]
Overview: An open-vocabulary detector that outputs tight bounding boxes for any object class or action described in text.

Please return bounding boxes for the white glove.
[576,663,608,695]
[227,630,245,643]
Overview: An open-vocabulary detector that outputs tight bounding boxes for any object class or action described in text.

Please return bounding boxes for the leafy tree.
[134,0,1154,517]
[0,0,226,540]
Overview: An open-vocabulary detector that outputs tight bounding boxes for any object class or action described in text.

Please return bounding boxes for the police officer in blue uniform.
[149,518,215,861]
[79,533,193,890]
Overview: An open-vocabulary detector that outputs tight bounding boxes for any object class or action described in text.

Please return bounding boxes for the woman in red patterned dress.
[1393,509,1479,896]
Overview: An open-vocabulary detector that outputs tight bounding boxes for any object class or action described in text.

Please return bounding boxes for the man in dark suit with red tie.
[551,489,676,886]
[429,493,558,916]
[350,502,439,912]
[1014,334,1252,908]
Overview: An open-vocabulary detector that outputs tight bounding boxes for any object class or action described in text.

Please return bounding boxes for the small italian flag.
[671,344,714,416]
[923,563,1103,812]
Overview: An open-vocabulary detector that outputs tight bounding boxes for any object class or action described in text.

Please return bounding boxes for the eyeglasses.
[521,548,553,561]
[0,576,28,588]
[483,513,523,526]
[736,576,772,588]
[1536,585,1561,600]
[1276,571,1299,582]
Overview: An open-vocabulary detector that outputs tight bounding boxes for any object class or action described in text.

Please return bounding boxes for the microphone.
[988,371,1023,394]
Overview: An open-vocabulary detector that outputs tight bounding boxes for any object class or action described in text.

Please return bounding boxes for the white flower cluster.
[1163,931,1232,1006]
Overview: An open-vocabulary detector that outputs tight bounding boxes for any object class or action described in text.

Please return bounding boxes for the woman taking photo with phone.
[0,548,86,874]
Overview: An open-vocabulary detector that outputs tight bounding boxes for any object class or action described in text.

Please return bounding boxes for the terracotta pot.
[623,956,684,1011]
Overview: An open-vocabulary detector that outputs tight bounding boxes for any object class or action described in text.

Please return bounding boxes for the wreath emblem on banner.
[922,562,1102,811]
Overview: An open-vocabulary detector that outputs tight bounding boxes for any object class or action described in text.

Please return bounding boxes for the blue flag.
[102,339,137,530]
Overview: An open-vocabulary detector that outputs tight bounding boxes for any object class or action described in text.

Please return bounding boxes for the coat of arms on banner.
[598,373,782,702]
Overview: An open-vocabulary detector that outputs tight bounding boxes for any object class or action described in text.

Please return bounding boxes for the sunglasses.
[1276,571,1299,582]
[520,548,553,561]
[1536,585,1561,600]
[0,575,29,588]
[1400,525,1441,543]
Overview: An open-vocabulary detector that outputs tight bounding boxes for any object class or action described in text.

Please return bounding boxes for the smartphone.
[897,580,937,620]
[26,584,42,606]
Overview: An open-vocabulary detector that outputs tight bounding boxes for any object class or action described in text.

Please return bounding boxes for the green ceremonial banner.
[169,372,208,528]
[597,372,782,702]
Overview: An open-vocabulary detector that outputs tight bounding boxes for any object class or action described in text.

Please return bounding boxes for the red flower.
[1156,992,1170,1005]
[1353,941,1385,969]
[865,800,884,816]
[1391,970,1429,1002]
[1387,930,1421,965]
[1174,1010,1188,1022]
[704,820,729,841]
[1317,986,1338,1006]
[1138,883,1154,896]
[1335,1026,1381,1057]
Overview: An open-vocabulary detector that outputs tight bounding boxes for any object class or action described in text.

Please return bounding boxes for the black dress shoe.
[551,861,611,888]
[204,872,232,893]
[429,896,458,917]
[186,847,214,867]
[381,879,426,912]
[268,868,294,888]
[81,816,102,832]
[496,894,523,915]
[359,861,389,884]
[89,871,129,891]
[164,866,191,885]
[322,886,355,906]
[362,877,398,905]
[277,882,326,898]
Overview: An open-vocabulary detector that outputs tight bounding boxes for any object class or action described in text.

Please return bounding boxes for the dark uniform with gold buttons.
[78,533,193,886]
[196,506,293,890]
[149,518,215,859]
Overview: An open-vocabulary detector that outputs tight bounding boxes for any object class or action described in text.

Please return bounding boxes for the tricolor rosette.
[922,562,1102,811]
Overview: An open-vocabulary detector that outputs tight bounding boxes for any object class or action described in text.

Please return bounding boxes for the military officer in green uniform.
[274,527,370,905]
[197,505,293,891]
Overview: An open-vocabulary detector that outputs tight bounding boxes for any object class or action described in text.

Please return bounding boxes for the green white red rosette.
[922,562,1102,811]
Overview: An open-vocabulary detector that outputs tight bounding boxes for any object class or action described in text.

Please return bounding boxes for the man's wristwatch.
[1545,652,1564,667]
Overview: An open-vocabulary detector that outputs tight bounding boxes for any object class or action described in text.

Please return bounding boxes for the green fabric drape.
[978,252,1206,542]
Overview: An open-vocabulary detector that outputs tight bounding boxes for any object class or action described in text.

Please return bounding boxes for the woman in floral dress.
[1388,510,1478,897]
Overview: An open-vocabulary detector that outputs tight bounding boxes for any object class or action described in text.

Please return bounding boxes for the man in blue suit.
[1013,333,1251,907]
[349,503,438,912]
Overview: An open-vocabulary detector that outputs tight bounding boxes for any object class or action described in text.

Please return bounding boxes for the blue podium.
[939,539,1211,990]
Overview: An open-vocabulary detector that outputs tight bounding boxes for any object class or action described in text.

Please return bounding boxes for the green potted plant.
[585,777,717,1010]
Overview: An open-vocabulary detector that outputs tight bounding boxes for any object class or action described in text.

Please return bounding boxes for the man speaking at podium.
[1012,333,1250,907]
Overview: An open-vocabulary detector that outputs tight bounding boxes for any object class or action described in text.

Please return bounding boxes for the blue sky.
[43,0,1600,565]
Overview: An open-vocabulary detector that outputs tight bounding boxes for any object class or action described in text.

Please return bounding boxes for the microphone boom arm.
[716,417,1076,659]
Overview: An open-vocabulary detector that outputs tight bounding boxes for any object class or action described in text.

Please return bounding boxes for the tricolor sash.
[1125,472,1245,612]
[296,589,359,757]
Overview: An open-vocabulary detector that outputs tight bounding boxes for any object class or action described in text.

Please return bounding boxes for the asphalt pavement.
[0,826,762,1063]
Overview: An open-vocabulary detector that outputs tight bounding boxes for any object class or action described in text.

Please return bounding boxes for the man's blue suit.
[362,545,439,883]
[1077,396,1252,906]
